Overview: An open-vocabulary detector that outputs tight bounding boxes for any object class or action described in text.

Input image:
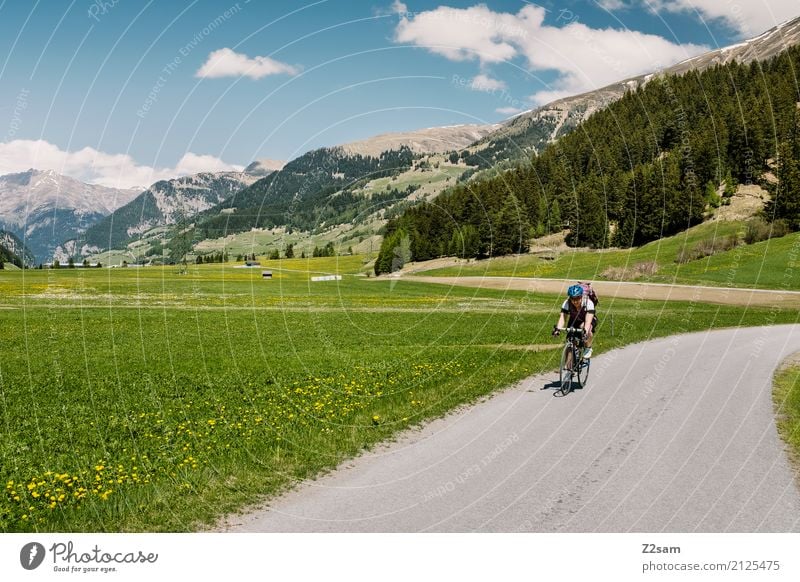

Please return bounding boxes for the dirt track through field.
[403,276,800,308]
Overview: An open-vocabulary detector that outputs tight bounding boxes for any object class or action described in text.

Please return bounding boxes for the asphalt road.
[217,325,800,532]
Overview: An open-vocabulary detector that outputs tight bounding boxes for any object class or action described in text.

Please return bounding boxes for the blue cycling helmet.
[567,284,584,298]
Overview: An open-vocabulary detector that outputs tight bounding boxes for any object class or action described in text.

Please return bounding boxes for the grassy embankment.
[774,362,800,475]
[1,256,798,532]
[421,221,800,291]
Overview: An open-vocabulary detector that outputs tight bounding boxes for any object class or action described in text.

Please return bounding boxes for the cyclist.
[552,284,596,358]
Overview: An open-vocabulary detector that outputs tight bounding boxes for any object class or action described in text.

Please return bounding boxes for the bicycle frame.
[557,327,589,395]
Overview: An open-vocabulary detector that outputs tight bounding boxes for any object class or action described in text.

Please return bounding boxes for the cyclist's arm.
[583,299,595,336]
[557,300,569,330]
[584,313,594,336]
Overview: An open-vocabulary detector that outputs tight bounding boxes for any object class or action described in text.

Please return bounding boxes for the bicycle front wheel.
[560,372,573,395]
[560,344,574,394]
[577,357,590,388]
[559,344,573,383]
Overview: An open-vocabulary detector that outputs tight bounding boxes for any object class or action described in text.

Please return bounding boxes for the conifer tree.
[550,200,562,232]
[567,177,608,248]
[492,194,531,256]
[768,138,800,228]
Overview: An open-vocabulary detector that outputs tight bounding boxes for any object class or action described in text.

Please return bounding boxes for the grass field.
[90,223,383,267]
[1,258,798,532]
[422,222,800,291]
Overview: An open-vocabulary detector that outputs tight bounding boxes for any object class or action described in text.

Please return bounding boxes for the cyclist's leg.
[561,343,573,372]
[577,324,590,348]
[581,322,594,358]
[583,318,595,348]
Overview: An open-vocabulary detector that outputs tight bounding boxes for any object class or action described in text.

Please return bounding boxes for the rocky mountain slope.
[0,229,36,267]
[0,169,140,262]
[339,124,498,157]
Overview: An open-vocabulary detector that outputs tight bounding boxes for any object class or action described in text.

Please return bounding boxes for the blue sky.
[0,0,798,188]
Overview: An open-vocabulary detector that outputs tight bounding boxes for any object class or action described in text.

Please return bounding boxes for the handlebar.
[556,327,584,333]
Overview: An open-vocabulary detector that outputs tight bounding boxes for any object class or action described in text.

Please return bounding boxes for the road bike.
[556,327,590,395]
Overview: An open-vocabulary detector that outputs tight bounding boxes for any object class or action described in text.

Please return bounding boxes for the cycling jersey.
[561,298,596,331]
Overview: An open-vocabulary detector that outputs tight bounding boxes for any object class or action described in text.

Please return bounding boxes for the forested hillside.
[83,191,161,250]
[376,45,800,273]
[195,146,416,238]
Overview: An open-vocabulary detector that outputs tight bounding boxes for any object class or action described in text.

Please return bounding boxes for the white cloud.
[647,1,800,37]
[171,152,243,176]
[391,0,408,14]
[526,19,708,104]
[395,4,708,106]
[470,74,507,91]
[597,0,628,10]
[196,48,299,80]
[0,139,243,190]
[496,106,524,115]
[395,5,526,64]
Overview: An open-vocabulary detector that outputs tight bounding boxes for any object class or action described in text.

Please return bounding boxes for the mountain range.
[1,14,799,264]
[185,16,800,253]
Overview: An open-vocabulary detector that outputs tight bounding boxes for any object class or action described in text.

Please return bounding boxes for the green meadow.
[357,163,465,199]
[1,258,798,532]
